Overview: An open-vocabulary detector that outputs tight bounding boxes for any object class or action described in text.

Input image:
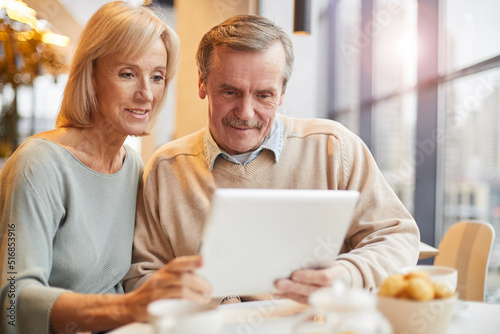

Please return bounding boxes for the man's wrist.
[219,295,241,304]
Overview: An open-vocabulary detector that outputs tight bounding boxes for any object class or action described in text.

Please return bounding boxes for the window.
[372,0,417,213]
[441,0,500,301]
[331,0,500,302]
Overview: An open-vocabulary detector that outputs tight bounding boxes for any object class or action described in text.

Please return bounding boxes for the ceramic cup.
[148,299,222,334]
[401,265,458,294]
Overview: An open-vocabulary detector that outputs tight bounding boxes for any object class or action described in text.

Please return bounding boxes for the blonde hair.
[56,1,179,132]
[196,14,294,92]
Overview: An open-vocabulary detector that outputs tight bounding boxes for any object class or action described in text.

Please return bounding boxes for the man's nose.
[234,95,255,120]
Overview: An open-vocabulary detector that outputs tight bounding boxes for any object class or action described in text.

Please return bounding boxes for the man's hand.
[274,265,351,304]
[219,295,241,305]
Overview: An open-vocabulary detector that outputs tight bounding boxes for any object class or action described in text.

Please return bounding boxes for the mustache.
[222,117,263,129]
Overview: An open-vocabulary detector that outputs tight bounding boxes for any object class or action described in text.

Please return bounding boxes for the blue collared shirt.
[204,116,283,171]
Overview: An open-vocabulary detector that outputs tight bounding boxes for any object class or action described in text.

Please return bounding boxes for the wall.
[258,0,330,120]
[173,0,258,139]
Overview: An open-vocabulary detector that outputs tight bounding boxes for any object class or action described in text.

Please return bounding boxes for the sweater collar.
[204,116,283,171]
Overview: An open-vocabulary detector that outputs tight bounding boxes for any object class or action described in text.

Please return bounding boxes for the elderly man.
[123,14,420,304]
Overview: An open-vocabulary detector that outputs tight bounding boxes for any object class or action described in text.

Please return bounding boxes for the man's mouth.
[223,118,263,129]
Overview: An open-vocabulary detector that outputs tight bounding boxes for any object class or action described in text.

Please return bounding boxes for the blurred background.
[0,0,499,303]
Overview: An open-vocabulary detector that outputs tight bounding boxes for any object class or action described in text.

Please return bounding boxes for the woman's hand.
[125,255,212,322]
[49,256,212,333]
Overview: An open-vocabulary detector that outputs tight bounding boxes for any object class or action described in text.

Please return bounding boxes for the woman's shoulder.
[3,137,70,173]
[0,137,71,193]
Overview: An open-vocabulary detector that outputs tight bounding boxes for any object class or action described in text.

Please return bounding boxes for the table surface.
[110,243,442,333]
[110,298,500,334]
[418,241,439,260]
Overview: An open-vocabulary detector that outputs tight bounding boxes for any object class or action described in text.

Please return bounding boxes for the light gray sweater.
[0,138,143,334]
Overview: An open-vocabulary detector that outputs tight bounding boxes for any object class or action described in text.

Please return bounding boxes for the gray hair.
[196,14,294,92]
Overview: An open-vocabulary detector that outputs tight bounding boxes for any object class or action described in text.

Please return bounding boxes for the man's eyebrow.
[219,83,278,94]
[219,83,241,91]
[256,87,279,94]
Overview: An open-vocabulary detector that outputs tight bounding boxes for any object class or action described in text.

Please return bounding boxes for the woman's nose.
[134,79,153,102]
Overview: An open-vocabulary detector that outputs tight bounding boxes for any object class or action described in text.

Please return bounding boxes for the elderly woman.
[0,1,211,333]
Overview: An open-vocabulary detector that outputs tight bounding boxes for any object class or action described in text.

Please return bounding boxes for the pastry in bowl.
[377,270,457,334]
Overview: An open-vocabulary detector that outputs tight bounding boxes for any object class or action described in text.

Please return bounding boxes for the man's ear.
[279,92,286,106]
[198,71,207,99]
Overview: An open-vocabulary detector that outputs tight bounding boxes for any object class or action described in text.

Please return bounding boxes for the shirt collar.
[204,116,283,170]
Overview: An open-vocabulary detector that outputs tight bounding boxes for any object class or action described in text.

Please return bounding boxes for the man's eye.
[224,90,236,95]
[258,94,270,99]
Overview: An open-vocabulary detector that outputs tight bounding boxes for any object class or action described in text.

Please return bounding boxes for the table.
[418,241,439,260]
[110,298,500,334]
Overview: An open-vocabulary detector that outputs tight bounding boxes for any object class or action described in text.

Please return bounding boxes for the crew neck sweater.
[124,115,419,292]
[0,138,143,334]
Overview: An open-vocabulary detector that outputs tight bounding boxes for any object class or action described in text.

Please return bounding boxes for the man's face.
[198,43,286,155]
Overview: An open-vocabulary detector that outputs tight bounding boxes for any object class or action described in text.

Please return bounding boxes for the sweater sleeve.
[122,158,175,292]
[333,129,420,289]
[1,147,69,334]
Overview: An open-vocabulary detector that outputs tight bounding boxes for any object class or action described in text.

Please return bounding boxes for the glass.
[332,0,361,133]
[0,74,66,158]
[370,0,418,213]
[443,0,500,74]
[372,0,417,98]
[372,94,417,214]
[293,283,392,334]
[440,68,500,300]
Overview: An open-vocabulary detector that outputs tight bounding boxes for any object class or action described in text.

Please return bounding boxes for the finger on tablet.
[164,255,203,273]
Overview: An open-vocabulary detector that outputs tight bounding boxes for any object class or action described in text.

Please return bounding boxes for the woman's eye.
[153,75,165,82]
[120,72,133,79]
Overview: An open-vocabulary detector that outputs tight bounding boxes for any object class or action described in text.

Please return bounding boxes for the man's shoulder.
[149,128,206,164]
[279,114,355,140]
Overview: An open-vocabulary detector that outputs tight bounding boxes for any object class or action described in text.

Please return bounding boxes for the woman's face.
[92,38,167,139]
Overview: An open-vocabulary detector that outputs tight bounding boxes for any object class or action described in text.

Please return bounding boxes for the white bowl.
[401,265,457,294]
[377,294,457,334]
[148,299,222,334]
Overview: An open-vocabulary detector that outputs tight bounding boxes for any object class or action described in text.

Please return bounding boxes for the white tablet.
[197,188,360,297]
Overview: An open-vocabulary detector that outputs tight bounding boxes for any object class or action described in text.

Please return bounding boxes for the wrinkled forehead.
[208,43,286,79]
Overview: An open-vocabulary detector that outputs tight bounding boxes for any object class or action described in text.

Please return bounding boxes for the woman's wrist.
[50,292,133,333]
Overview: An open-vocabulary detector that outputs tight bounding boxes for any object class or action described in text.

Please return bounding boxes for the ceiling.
[22,0,174,61]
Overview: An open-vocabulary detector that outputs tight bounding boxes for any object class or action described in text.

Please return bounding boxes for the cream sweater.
[124,115,420,292]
